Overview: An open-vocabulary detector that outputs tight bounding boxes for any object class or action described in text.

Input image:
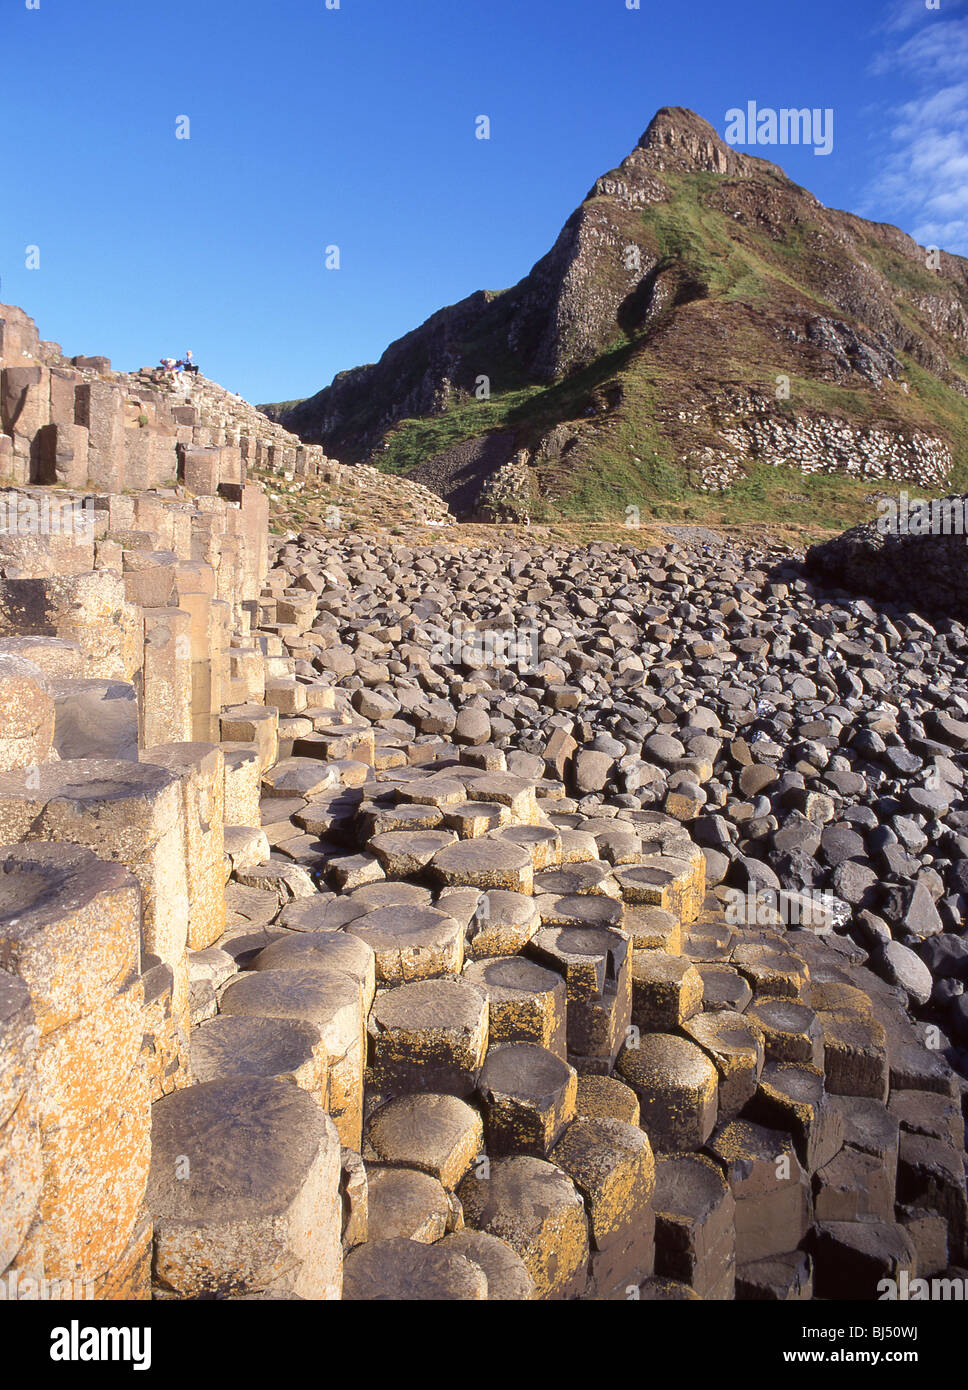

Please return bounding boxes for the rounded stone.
[439,1229,535,1300]
[365,1166,453,1243]
[454,708,492,746]
[343,1238,487,1300]
[871,941,933,1007]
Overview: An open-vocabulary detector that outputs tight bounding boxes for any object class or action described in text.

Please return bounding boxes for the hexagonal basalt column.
[345,905,464,984]
[0,572,141,683]
[368,978,488,1099]
[0,842,141,1033]
[731,941,809,1001]
[464,889,540,958]
[478,1043,577,1157]
[694,964,753,1014]
[36,976,150,1284]
[356,800,444,838]
[465,773,540,825]
[534,860,620,899]
[364,1094,483,1189]
[0,654,53,772]
[442,801,508,839]
[528,924,631,1072]
[145,742,225,952]
[252,931,376,1013]
[490,823,562,871]
[746,997,824,1069]
[652,1152,736,1300]
[219,967,363,1148]
[613,852,705,925]
[575,1074,641,1126]
[746,1061,844,1174]
[535,892,624,932]
[463,955,567,1057]
[817,1012,889,1101]
[624,905,681,955]
[430,838,534,895]
[367,829,457,877]
[681,917,736,963]
[0,760,189,1022]
[706,1119,811,1263]
[222,745,261,827]
[681,1010,765,1121]
[365,1166,455,1243]
[439,1230,535,1300]
[0,839,152,1290]
[0,972,40,1274]
[457,1156,589,1300]
[147,1078,343,1299]
[190,1015,328,1104]
[630,950,703,1032]
[616,1033,718,1153]
[551,1116,656,1297]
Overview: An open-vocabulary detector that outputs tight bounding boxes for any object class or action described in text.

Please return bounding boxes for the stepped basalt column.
[0,302,346,1300]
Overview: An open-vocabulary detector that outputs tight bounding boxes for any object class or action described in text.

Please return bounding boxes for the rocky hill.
[263,108,968,524]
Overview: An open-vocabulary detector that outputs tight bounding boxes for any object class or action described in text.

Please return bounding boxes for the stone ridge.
[0,302,452,532]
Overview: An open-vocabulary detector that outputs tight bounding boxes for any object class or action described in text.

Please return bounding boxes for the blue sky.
[1,0,965,403]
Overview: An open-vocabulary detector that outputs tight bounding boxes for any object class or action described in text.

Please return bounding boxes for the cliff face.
[264,108,968,518]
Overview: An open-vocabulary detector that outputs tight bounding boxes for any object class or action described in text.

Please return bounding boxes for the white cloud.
[865,7,968,255]
[881,0,968,35]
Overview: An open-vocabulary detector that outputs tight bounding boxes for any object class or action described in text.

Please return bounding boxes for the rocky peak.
[637,105,739,175]
[269,107,967,520]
